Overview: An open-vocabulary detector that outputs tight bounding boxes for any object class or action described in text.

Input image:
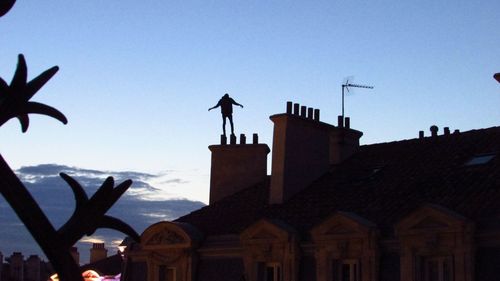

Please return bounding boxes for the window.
[465,153,495,166]
[158,265,175,281]
[420,256,453,281]
[258,262,282,281]
[332,259,360,281]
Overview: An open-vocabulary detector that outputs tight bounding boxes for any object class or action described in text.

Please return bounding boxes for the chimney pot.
[430,125,438,137]
[453,129,460,134]
[293,103,300,115]
[300,106,307,117]
[344,117,350,129]
[220,135,227,145]
[419,131,424,139]
[286,101,293,114]
[230,134,237,145]
[314,109,320,121]
[337,116,344,128]
[240,134,246,144]
[307,107,314,119]
[253,133,258,144]
[444,127,450,135]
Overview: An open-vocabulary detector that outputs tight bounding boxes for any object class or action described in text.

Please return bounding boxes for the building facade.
[0,253,49,281]
[123,102,500,281]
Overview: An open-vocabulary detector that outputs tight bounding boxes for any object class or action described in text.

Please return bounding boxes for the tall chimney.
[269,104,362,204]
[90,243,107,263]
[209,134,270,204]
[270,104,330,204]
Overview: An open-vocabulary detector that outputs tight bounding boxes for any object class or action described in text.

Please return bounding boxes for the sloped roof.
[177,126,500,239]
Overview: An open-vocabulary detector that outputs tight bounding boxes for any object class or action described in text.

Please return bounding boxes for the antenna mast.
[341,80,374,119]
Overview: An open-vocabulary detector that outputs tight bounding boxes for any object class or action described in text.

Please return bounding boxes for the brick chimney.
[89,243,107,263]
[209,134,270,204]
[269,102,362,204]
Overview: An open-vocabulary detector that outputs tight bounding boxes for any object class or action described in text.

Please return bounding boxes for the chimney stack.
[90,243,107,263]
[70,247,80,265]
[444,127,450,136]
[329,116,363,165]
[269,103,362,204]
[430,125,438,137]
[209,134,270,204]
[419,131,424,139]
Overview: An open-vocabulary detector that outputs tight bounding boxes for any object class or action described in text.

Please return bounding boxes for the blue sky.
[1,0,499,205]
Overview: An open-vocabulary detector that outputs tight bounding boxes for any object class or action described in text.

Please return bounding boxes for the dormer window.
[127,222,202,281]
[396,205,474,281]
[465,153,495,166]
[311,212,378,281]
[240,219,299,281]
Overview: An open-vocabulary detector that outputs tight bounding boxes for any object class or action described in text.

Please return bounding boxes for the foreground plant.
[0,55,139,281]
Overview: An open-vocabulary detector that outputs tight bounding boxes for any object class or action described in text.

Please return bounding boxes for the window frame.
[257,262,282,281]
[158,265,176,281]
[418,256,453,281]
[332,259,361,281]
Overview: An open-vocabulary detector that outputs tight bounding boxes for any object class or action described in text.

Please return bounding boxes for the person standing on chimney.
[208,93,244,136]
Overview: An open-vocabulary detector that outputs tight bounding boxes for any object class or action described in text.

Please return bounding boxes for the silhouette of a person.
[208,93,243,136]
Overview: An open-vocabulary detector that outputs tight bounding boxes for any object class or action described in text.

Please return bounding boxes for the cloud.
[14,164,197,201]
[160,178,189,185]
[17,164,156,179]
[1,164,206,264]
[79,236,106,245]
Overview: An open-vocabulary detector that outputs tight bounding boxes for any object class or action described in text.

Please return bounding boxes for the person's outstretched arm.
[232,100,244,108]
[208,101,221,111]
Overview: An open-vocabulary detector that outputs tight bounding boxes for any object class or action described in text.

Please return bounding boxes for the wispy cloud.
[160,178,189,185]
[15,164,199,201]
[79,236,106,245]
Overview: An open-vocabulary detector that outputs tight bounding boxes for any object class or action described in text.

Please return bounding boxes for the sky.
[1,0,499,206]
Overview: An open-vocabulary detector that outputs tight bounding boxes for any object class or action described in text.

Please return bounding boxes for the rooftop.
[177,126,500,238]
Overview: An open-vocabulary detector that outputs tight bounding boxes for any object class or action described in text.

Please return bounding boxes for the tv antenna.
[341,78,374,119]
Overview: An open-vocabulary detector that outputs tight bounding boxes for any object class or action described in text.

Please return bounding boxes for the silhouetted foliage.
[1,6,139,280]
[0,0,15,17]
[0,33,139,281]
[0,54,67,132]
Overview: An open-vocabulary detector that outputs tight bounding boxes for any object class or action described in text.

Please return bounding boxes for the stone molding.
[395,204,475,281]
